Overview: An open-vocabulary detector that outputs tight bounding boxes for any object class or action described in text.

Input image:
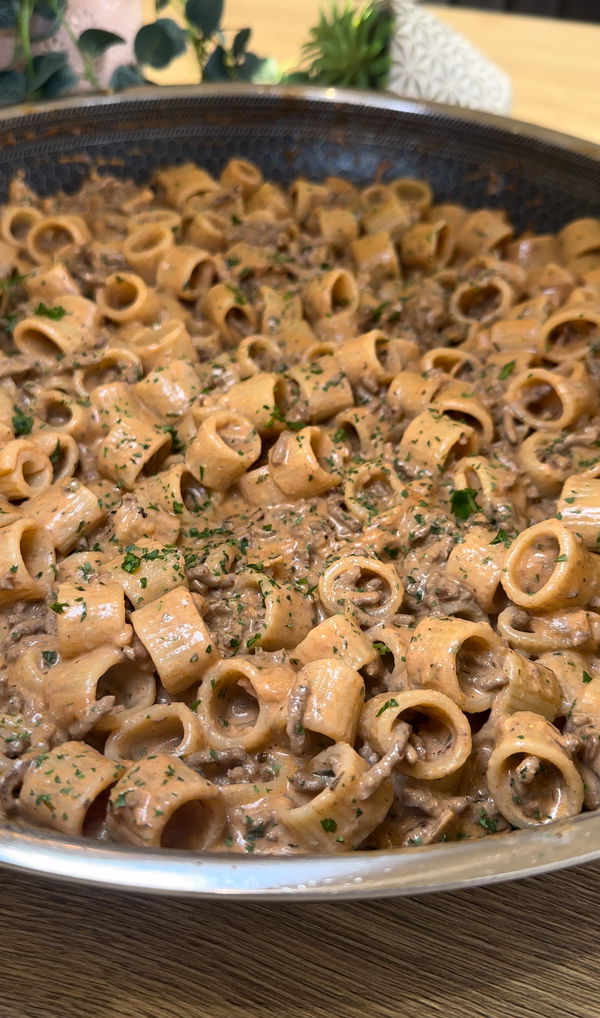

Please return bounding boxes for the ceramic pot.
[388,0,512,115]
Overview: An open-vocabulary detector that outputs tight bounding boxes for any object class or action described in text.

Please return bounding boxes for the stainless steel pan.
[1,85,598,898]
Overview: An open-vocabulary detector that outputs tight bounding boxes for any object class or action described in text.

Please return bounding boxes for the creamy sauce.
[0,164,597,854]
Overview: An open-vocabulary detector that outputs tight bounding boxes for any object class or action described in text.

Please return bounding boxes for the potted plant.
[0,0,270,105]
[294,0,511,115]
[0,0,510,116]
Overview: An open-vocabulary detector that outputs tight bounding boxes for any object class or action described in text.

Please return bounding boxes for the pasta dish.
[0,158,599,855]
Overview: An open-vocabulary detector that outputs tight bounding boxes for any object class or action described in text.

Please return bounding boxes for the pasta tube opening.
[26,215,89,263]
[487,712,583,828]
[318,555,404,623]
[389,177,432,212]
[269,425,340,498]
[503,519,600,609]
[198,659,292,751]
[0,205,43,247]
[450,276,514,324]
[540,307,600,363]
[359,689,471,781]
[106,754,224,849]
[96,272,158,324]
[505,365,593,431]
[104,702,202,761]
[281,742,393,852]
[236,335,283,377]
[407,617,503,712]
[343,461,405,523]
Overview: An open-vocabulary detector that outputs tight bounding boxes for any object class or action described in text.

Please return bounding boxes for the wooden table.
[3,5,600,1017]
[145,1,600,145]
[2,859,600,1017]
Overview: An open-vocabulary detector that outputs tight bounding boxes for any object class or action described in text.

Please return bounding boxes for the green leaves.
[49,601,69,614]
[0,70,26,108]
[376,697,399,717]
[135,18,187,69]
[32,0,66,22]
[12,405,33,437]
[233,28,251,58]
[498,360,516,381]
[202,44,228,81]
[301,0,394,89]
[478,808,499,834]
[41,62,78,98]
[0,0,272,106]
[30,0,66,42]
[236,52,265,82]
[0,53,75,107]
[0,2,82,105]
[78,29,125,58]
[34,302,67,320]
[110,64,146,91]
[450,487,481,521]
[203,39,269,83]
[185,0,223,36]
[30,51,68,90]
[490,528,515,548]
[121,550,142,574]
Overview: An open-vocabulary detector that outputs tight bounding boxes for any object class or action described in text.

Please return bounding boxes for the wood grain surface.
[144,1,600,144]
[2,860,600,1017]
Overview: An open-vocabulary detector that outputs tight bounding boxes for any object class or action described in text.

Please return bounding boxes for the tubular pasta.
[106,753,224,850]
[2,159,600,857]
[19,742,124,838]
[131,586,218,693]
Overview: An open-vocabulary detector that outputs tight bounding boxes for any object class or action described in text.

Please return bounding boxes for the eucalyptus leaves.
[0,0,269,107]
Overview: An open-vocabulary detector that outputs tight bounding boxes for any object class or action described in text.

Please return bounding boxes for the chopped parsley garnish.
[265,404,303,432]
[160,423,184,454]
[226,284,246,306]
[320,817,337,833]
[450,487,481,521]
[478,808,499,834]
[490,528,514,548]
[376,697,399,716]
[34,302,68,320]
[498,360,516,381]
[121,551,142,574]
[12,405,33,436]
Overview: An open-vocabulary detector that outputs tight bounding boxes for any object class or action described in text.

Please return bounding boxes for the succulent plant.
[300,1,395,90]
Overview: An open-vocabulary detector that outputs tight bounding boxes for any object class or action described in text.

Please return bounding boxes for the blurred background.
[1,0,598,144]
[435,1,598,19]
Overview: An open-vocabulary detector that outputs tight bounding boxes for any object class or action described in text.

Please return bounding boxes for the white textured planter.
[388,0,512,116]
[0,0,143,88]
